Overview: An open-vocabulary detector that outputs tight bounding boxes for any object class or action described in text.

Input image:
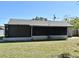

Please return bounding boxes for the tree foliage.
[32,16,47,21]
[64,17,79,29]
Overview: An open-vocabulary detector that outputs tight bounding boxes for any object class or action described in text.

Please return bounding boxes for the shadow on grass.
[0,39,67,43]
[32,39,66,42]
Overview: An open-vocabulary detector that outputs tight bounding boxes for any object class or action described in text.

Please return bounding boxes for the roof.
[0,26,5,30]
[7,19,72,27]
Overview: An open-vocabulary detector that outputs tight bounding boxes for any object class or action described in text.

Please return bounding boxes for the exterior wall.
[3,35,67,41]
[3,37,32,41]
[0,30,4,36]
[5,24,31,37]
[49,35,67,39]
[32,36,48,40]
[32,35,67,40]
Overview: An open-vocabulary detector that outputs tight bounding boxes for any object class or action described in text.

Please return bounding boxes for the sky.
[0,1,79,25]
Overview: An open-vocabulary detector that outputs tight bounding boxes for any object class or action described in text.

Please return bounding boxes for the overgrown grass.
[0,37,79,58]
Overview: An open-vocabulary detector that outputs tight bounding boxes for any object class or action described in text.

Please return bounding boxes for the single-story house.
[0,26,5,36]
[4,19,72,41]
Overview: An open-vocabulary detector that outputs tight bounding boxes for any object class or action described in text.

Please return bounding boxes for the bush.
[0,36,4,39]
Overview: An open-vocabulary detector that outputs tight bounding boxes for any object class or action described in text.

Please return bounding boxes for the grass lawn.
[0,37,79,58]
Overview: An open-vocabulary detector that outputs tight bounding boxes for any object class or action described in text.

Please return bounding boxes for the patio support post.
[31,26,33,37]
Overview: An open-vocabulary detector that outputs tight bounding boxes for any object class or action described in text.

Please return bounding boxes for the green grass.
[0,37,79,58]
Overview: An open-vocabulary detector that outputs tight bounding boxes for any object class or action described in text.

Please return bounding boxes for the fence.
[68,28,79,37]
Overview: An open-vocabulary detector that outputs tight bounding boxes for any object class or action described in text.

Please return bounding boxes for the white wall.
[3,35,67,41]
[32,36,48,40]
[49,35,67,39]
[32,35,67,40]
[0,30,4,36]
[3,37,32,41]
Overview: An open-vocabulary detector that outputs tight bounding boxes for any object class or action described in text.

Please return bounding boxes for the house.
[0,26,5,36]
[4,19,72,41]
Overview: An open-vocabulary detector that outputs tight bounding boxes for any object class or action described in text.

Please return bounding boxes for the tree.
[32,16,47,21]
[64,17,79,29]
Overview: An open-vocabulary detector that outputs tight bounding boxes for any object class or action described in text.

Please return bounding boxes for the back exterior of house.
[0,26,5,36]
[4,19,72,41]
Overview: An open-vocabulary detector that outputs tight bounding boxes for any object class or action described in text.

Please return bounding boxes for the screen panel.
[33,26,67,36]
[5,25,31,37]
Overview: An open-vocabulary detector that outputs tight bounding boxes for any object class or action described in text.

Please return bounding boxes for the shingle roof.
[7,19,72,27]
